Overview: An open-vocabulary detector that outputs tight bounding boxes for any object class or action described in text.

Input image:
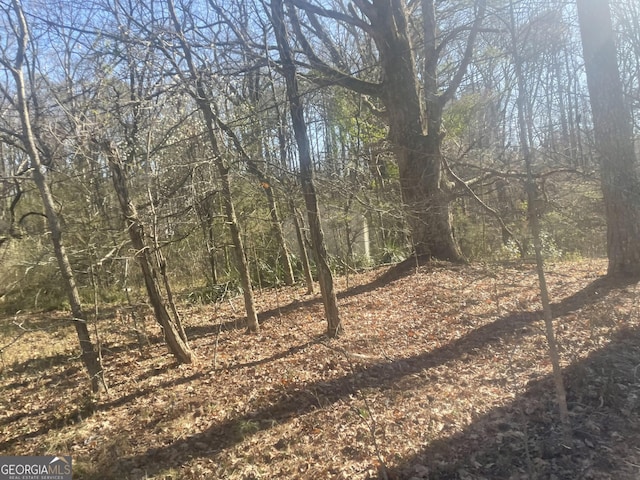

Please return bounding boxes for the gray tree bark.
[101,142,194,363]
[576,0,640,276]
[289,0,486,262]
[2,0,105,392]
[166,0,260,332]
[272,0,342,336]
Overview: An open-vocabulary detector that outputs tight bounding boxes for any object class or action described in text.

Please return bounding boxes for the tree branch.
[439,0,487,106]
[287,4,382,97]
[289,0,373,33]
[443,155,522,251]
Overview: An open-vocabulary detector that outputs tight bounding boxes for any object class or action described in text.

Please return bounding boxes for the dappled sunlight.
[2,260,639,478]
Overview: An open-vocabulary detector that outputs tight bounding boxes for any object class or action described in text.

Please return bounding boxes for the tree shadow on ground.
[0,259,622,377]
[1,334,165,385]
[184,260,631,341]
[96,337,324,413]
[390,323,640,479]
[5,260,606,378]
[0,335,324,452]
[103,274,637,478]
[0,260,473,391]
[183,260,471,340]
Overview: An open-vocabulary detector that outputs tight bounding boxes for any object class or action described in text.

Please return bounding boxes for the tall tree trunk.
[213,116,296,287]
[380,0,461,261]
[101,142,193,363]
[510,2,570,433]
[167,0,259,332]
[577,0,640,276]
[289,0,485,261]
[4,0,105,392]
[218,162,260,332]
[364,0,464,260]
[33,166,106,392]
[195,103,261,332]
[272,0,341,336]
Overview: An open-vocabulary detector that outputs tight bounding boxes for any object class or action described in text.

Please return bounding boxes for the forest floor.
[2,259,640,479]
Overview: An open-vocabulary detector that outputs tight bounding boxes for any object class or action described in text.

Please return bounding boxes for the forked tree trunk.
[289,0,484,262]
[272,0,341,336]
[576,0,640,276]
[102,142,193,363]
[5,0,105,392]
[379,0,463,261]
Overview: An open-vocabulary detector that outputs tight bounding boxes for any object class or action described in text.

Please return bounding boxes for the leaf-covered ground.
[2,259,640,479]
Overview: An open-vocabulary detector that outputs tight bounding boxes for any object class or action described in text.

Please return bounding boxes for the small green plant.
[185,281,239,304]
[377,242,407,264]
[497,238,523,261]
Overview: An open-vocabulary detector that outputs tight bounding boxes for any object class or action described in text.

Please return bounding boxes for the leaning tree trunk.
[197,105,260,332]
[510,2,570,432]
[31,166,106,392]
[166,0,259,332]
[272,0,341,336]
[6,0,105,392]
[576,0,640,276]
[217,163,260,332]
[102,142,193,363]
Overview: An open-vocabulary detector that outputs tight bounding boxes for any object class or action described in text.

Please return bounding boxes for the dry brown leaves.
[1,259,640,479]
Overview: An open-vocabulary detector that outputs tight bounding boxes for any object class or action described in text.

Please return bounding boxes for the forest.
[1,0,640,478]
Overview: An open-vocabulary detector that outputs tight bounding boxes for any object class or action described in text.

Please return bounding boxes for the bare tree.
[99,141,193,363]
[0,0,105,392]
[264,57,315,293]
[271,0,342,336]
[283,0,486,262]
[155,0,261,332]
[507,0,570,432]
